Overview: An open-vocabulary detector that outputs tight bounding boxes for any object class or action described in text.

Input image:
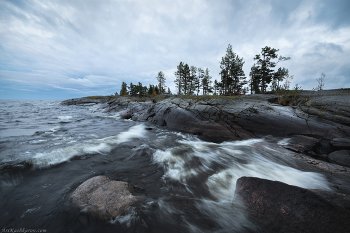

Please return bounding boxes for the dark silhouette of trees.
[174,62,184,95]
[120,82,128,96]
[253,46,291,93]
[220,44,246,95]
[156,71,166,94]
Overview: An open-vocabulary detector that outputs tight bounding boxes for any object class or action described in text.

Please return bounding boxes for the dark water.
[0,100,332,232]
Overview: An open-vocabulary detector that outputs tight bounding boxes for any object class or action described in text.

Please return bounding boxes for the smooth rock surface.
[330,138,350,150]
[70,176,145,220]
[283,135,319,154]
[235,177,350,233]
[328,150,350,167]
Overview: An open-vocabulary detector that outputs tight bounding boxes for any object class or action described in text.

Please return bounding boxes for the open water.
[0,100,332,232]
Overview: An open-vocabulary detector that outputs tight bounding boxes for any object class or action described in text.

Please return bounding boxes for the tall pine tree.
[220,44,246,95]
[156,71,166,94]
[202,68,213,95]
[174,62,184,95]
[253,46,278,93]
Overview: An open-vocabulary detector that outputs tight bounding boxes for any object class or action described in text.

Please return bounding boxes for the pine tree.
[202,68,213,95]
[137,82,146,97]
[220,44,246,95]
[273,67,289,90]
[214,79,221,95]
[120,82,128,96]
[148,84,154,96]
[154,85,159,95]
[196,68,204,95]
[167,87,172,95]
[181,63,190,95]
[189,66,197,95]
[156,71,166,94]
[249,64,261,94]
[129,82,137,96]
[254,46,278,93]
[174,62,184,95]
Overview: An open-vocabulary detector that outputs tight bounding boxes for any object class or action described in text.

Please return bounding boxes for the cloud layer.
[0,0,349,99]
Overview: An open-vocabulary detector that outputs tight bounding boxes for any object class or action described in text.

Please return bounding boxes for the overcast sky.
[0,0,349,99]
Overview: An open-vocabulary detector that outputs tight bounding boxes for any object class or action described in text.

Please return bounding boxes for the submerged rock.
[70,176,146,220]
[235,177,350,233]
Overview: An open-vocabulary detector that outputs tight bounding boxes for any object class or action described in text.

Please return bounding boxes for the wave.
[152,138,331,194]
[30,124,147,168]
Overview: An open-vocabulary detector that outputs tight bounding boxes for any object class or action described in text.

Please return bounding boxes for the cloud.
[0,0,349,99]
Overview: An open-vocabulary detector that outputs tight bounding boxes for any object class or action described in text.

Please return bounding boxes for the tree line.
[118,44,291,97]
[118,71,171,97]
[173,44,291,95]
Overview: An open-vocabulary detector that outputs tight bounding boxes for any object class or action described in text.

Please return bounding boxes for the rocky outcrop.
[62,90,350,166]
[109,94,350,144]
[235,176,350,233]
[61,96,114,105]
[70,176,146,220]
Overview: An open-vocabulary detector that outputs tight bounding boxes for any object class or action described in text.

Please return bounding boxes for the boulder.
[119,110,132,119]
[283,135,319,154]
[235,176,350,233]
[328,150,350,167]
[70,176,145,220]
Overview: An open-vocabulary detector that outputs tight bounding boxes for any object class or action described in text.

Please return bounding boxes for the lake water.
[0,99,331,232]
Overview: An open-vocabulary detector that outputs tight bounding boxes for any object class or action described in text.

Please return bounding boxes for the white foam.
[58,116,73,120]
[104,114,121,120]
[30,124,147,168]
[152,137,331,196]
[206,155,331,201]
[278,138,291,145]
[29,139,47,144]
[153,149,198,182]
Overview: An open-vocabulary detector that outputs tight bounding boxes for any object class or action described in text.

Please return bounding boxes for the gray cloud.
[0,0,349,99]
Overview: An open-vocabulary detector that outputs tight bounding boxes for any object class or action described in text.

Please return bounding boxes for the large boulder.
[70,176,146,220]
[235,176,350,233]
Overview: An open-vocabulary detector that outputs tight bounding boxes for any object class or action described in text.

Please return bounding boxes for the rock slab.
[70,176,144,220]
[235,176,350,233]
[330,138,350,150]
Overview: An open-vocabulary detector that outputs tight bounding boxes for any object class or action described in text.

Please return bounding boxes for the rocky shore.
[63,89,350,232]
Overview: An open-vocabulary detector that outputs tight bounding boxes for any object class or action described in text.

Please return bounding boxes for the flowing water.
[0,100,332,233]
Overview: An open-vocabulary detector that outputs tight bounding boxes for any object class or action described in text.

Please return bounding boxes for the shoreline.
[62,89,350,232]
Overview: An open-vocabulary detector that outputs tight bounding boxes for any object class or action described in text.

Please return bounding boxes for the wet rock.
[283,135,319,154]
[328,150,350,167]
[119,110,132,119]
[70,176,145,220]
[235,176,350,233]
[330,138,350,150]
[313,139,333,155]
[61,97,113,105]
[311,189,350,211]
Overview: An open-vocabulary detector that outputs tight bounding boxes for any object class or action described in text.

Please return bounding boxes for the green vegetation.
[114,45,335,101]
[250,46,290,94]
[220,44,246,95]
